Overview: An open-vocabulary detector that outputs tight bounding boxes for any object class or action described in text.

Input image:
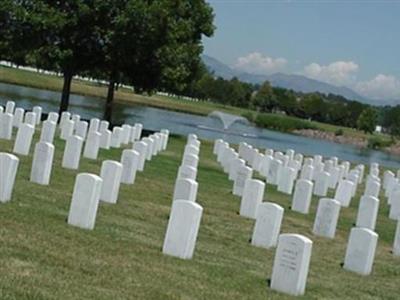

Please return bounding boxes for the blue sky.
[203,0,400,100]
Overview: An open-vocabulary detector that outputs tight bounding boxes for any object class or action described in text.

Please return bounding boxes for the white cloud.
[233,52,287,74]
[355,74,400,100]
[303,61,359,86]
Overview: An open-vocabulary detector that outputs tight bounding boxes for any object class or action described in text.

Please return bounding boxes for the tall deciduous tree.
[98,0,215,122]
[357,107,378,133]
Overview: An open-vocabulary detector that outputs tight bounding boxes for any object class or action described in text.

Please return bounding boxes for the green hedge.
[254,113,317,132]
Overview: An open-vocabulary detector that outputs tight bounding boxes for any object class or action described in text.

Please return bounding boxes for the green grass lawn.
[0,127,399,299]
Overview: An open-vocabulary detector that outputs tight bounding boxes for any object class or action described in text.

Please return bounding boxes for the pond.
[1,81,400,168]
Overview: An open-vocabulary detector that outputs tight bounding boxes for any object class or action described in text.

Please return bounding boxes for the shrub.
[367,136,393,149]
[335,129,344,136]
[254,113,317,132]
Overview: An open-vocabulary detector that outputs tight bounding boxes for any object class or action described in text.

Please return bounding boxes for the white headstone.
[132,141,148,171]
[62,135,84,170]
[267,159,283,185]
[277,167,296,195]
[343,227,378,275]
[67,173,103,230]
[83,131,101,160]
[300,164,314,181]
[182,154,199,169]
[99,120,109,133]
[240,179,265,219]
[32,106,42,124]
[100,160,122,204]
[334,180,355,207]
[5,101,15,114]
[99,129,111,150]
[292,179,313,214]
[251,202,284,249]
[13,107,24,128]
[393,221,400,256]
[24,112,36,127]
[177,165,197,181]
[60,119,74,140]
[233,165,253,196]
[120,149,139,184]
[75,121,88,140]
[173,178,198,202]
[270,234,312,296]
[30,142,54,185]
[13,123,35,155]
[47,112,59,123]
[313,171,330,197]
[110,127,123,148]
[40,120,57,144]
[162,200,203,259]
[313,198,341,239]
[356,195,379,230]
[0,153,19,202]
[0,113,13,140]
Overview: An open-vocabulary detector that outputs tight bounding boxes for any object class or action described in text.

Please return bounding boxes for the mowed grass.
[0,128,399,299]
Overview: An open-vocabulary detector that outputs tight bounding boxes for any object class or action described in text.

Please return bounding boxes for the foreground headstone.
[100,160,123,204]
[292,179,313,214]
[67,173,103,230]
[313,198,341,239]
[355,195,379,230]
[162,200,203,259]
[240,179,265,219]
[120,150,139,184]
[270,234,313,296]
[47,112,59,123]
[173,178,198,202]
[62,135,84,170]
[251,202,284,249]
[30,142,55,185]
[13,123,35,155]
[343,227,378,275]
[0,153,19,202]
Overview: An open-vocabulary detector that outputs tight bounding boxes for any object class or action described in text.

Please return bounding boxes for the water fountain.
[207,110,249,130]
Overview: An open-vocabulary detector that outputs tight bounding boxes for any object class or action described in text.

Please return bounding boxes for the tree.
[98,0,215,122]
[252,81,276,112]
[357,107,378,133]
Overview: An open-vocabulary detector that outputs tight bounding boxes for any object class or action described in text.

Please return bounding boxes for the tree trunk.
[59,71,73,115]
[104,77,116,122]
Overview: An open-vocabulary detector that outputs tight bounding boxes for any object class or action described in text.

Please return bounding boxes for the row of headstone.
[67,129,170,230]
[212,138,399,296]
[163,134,203,259]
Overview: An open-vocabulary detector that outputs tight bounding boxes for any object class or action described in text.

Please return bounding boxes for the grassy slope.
[0,128,399,299]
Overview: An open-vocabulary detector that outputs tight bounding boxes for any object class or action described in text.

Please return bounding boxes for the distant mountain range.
[202,55,390,106]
